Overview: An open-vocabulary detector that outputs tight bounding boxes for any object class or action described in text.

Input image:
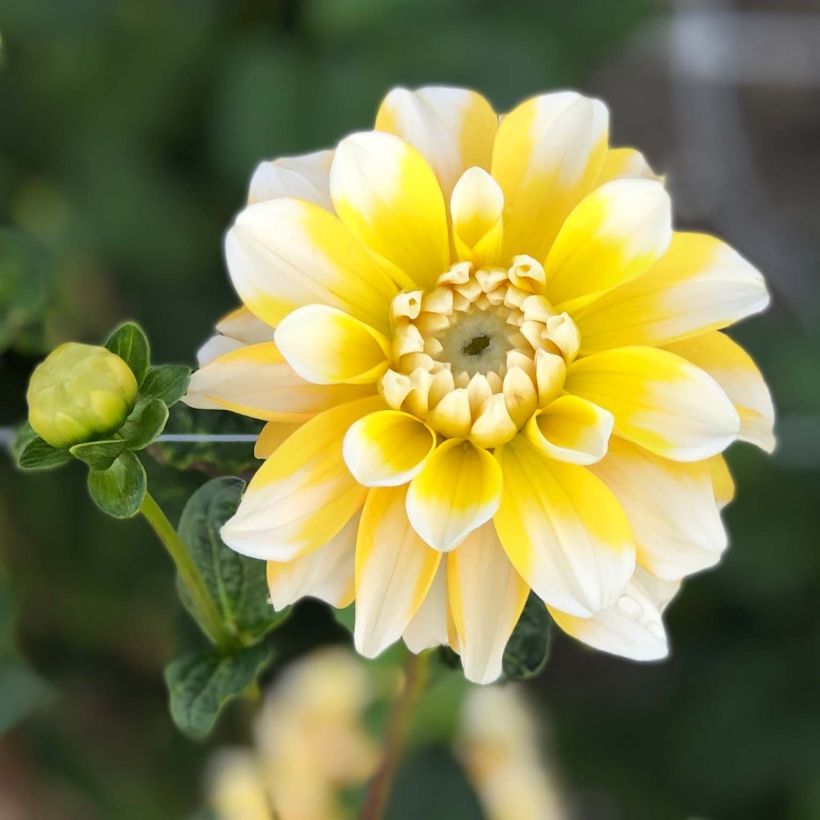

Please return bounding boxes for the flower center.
[462,334,490,357]
[379,257,582,449]
[438,308,513,379]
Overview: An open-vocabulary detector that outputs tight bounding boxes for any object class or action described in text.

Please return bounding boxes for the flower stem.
[139,491,230,650]
[361,650,430,820]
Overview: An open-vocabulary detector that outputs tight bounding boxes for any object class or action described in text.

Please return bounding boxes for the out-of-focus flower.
[208,750,272,820]
[27,342,138,448]
[457,685,567,820]
[207,648,378,820]
[186,86,774,683]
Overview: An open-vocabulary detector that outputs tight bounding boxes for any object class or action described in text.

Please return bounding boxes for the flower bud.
[27,342,139,448]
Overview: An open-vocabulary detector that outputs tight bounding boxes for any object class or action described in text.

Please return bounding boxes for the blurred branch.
[670,8,820,86]
[361,650,430,820]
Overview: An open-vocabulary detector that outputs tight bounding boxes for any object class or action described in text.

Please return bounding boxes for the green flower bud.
[27,342,139,448]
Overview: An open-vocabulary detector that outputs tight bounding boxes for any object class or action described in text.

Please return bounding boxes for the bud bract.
[27,342,139,448]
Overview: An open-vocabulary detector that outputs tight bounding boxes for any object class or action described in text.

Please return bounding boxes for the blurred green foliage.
[2,1,820,818]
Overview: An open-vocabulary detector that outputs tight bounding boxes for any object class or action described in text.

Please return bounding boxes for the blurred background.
[1,0,819,817]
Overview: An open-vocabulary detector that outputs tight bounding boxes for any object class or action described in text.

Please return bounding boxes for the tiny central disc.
[462,335,491,357]
[437,310,513,378]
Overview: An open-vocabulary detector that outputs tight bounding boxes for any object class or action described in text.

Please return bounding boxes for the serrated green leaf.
[69,439,126,470]
[177,477,289,645]
[502,593,553,680]
[104,321,150,384]
[87,450,146,518]
[149,404,263,475]
[120,398,169,449]
[139,364,191,407]
[14,425,72,470]
[165,643,273,740]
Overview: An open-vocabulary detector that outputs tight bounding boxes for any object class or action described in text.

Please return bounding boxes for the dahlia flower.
[186,87,774,684]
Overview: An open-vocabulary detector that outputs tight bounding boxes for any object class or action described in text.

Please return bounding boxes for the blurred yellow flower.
[186,86,774,683]
[207,648,378,820]
[457,686,566,820]
[27,342,138,448]
[207,649,568,820]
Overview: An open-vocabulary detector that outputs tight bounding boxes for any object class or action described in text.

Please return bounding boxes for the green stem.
[139,491,230,650]
[361,650,430,820]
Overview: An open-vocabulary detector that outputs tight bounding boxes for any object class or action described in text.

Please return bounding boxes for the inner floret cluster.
[380,257,581,448]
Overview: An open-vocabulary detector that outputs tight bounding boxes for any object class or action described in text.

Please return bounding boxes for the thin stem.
[139,491,231,650]
[361,650,430,820]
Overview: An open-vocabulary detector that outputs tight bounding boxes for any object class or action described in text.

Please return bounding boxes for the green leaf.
[139,364,191,407]
[386,747,485,820]
[69,439,126,470]
[149,404,263,475]
[120,398,169,449]
[502,593,553,680]
[104,321,150,384]
[435,646,462,671]
[0,656,53,733]
[333,604,355,634]
[87,450,147,518]
[14,424,71,470]
[177,477,289,645]
[0,228,51,354]
[165,643,273,740]
[0,563,53,732]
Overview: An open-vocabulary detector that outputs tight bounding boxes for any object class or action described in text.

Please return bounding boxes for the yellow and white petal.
[330,131,450,291]
[403,564,449,654]
[525,395,614,465]
[491,91,609,262]
[254,421,303,458]
[406,439,503,552]
[708,454,735,509]
[248,149,334,210]
[664,332,775,453]
[565,346,740,461]
[447,523,529,685]
[266,514,358,610]
[589,438,727,580]
[274,305,390,385]
[494,435,635,616]
[450,167,504,266]
[197,307,274,366]
[355,485,442,658]
[183,341,372,421]
[574,232,770,352]
[196,334,245,367]
[535,349,567,407]
[343,410,435,487]
[549,571,670,662]
[215,307,274,345]
[225,197,397,332]
[197,307,275,366]
[544,179,672,308]
[220,396,384,561]
[634,566,681,614]
[596,147,659,186]
[375,86,498,197]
